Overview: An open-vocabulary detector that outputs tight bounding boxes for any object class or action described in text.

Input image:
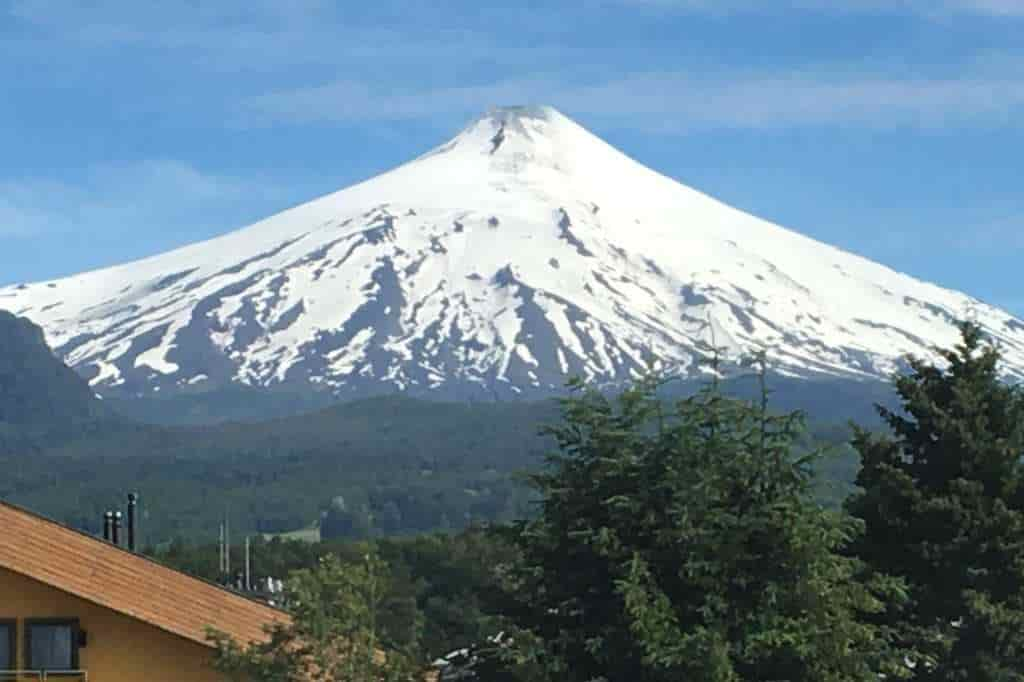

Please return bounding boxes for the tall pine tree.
[497,363,906,681]
[847,321,1024,681]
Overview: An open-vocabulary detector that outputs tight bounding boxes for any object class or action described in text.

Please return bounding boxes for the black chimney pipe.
[112,511,122,546]
[127,493,138,552]
[103,511,113,542]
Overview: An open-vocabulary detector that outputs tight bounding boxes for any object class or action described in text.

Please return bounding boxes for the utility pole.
[244,536,251,591]
[225,515,231,576]
[219,522,226,576]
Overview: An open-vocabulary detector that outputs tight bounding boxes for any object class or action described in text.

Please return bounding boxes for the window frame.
[24,618,80,672]
[0,619,15,671]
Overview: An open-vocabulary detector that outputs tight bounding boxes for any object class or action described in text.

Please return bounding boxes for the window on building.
[25,620,79,671]
[0,620,15,670]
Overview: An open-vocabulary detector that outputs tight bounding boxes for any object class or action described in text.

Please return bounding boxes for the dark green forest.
[0,394,860,545]
[0,310,868,544]
[0,395,553,542]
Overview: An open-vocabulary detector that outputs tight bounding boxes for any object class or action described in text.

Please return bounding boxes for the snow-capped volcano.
[3,105,1023,400]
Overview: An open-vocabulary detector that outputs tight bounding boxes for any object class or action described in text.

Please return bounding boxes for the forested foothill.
[0,309,872,543]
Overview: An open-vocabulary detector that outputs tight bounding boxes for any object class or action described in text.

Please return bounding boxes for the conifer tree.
[498,359,906,681]
[847,321,1024,681]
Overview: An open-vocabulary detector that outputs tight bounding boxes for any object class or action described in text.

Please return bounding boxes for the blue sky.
[1,0,1022,316]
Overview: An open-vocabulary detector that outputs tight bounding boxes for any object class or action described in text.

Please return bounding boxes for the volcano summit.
[3,106,1023,401]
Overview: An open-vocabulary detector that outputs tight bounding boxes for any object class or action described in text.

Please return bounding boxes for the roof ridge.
[0,498,285,613]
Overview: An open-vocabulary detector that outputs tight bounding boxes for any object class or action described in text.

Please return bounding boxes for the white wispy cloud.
[568,70,1024,131]
[238,77,561,126]
[616,0,1024,16]
[0,160,291,240]
[8,0,1022,135]
[238,62,1024,132]
[4,0,570,74]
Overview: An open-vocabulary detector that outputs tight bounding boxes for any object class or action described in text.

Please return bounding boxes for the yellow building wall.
[0,566,226,681]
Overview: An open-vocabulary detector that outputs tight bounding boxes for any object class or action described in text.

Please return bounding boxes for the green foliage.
[0,395,553,543]
[497,367,906,681]
[847,322,1024,681]
[0,388,863,547]
[155,528,518,664]
[208,550,422,681]
[371,528,522,660]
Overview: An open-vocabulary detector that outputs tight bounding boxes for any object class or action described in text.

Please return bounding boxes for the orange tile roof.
[0,500,288,648]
